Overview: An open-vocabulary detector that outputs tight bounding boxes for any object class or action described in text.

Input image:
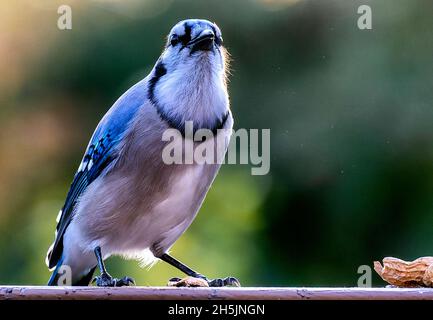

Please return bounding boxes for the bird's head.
[162,19,227,75]
[148,19,230,132]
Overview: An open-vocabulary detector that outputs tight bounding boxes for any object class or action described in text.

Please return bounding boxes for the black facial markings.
[181,23,192,44]
[149,21,228,137]
[148,60,167,106]
[177,23,192,51]
[170,34,179,46]
[211,25,218,41]
[210,24,223,46]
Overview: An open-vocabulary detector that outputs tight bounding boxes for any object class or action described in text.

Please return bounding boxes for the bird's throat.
[148,60,229,133]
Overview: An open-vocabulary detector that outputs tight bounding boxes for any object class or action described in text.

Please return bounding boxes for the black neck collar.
[147,61,229,137]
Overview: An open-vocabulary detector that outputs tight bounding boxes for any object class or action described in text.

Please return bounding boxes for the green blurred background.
[0,0,432,286]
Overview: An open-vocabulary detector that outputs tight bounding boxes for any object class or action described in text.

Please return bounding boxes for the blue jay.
[46,19,239,287]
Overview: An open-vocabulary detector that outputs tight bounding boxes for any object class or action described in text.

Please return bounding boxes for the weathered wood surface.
[1,286,433,300]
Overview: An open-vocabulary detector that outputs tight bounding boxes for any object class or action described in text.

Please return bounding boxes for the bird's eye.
[170,34,179,46]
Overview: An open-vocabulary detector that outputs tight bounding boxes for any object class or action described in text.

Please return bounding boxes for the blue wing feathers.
[47,80,148,269]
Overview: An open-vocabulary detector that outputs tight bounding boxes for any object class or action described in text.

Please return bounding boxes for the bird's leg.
[159,253,240,287]
[92,246,135,287]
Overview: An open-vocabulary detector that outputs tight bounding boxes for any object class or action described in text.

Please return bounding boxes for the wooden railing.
[1,286,433,300]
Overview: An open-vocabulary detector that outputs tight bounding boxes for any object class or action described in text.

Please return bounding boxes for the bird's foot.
[92,272,135,287]
[168,275,240,287]
[207,276,241,287]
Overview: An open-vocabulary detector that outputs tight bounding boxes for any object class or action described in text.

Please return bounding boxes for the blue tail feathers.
[47,257,64,286]
[47,256,96,286]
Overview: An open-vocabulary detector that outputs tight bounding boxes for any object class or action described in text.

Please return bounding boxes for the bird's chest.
[119,132,222,254]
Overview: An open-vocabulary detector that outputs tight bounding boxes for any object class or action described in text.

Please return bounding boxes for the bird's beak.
[188,30,215,52]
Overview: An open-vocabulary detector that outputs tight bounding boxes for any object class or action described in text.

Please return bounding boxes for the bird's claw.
[92,273,135,287]
[208,276,241,287]
[195,273,241,287]
[169,277,182,283]
[167,275,240,287]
